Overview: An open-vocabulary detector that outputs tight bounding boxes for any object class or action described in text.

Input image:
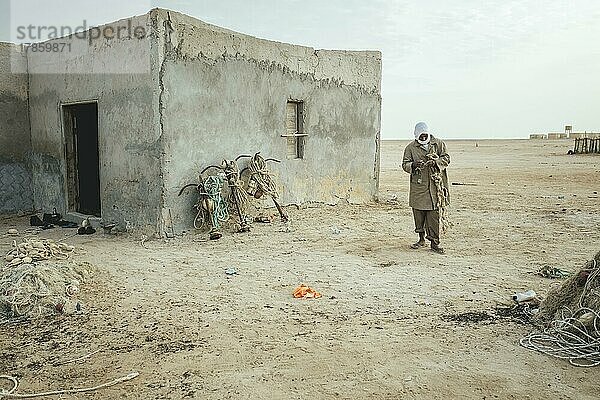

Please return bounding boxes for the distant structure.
[573,138,600,154]
[530,125,600,140]
[529,133,547,139]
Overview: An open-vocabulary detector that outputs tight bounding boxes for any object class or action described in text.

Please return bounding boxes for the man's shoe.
[30,215,44,226]
[410,241,426,249]
[431,243,445,254]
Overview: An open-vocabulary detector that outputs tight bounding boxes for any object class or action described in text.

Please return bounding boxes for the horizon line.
[382,137,530,141]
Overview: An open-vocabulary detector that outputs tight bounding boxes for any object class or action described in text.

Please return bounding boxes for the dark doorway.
[62,102,101,217]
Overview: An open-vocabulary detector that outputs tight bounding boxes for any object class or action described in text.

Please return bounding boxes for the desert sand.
[1,139,600,399]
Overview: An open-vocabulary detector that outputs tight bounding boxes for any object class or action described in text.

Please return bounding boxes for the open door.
[62,102,101,217]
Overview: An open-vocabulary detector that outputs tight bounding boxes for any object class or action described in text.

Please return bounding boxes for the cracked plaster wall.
[153,9,382,233]
[0,43,33,214]
[27,14,162,233]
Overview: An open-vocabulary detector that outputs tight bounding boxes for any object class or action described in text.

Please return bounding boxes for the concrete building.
[0,43,32,214]
[547,133,568,140]
[529,125,599,140]
[0,9,382,235]
[529,134,547,139]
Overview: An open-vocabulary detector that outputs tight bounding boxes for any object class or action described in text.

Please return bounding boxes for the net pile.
[0,261,92,321]
[521,250,600,366]
[1,238,89,321]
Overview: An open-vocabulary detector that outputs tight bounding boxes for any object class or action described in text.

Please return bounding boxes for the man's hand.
[412,160,425,170]
[424,159,436,167]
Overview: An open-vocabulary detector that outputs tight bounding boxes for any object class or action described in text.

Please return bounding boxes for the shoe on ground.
[30,215,44,226]
[410,241,426,249]
[431,243,445,254]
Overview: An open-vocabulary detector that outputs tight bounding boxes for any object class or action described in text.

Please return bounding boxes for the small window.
[284,100,306,159]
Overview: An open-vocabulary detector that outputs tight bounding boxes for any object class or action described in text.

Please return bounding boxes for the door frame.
[59,99,102,217]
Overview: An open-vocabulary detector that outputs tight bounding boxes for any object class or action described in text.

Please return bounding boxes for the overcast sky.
[3,0,599,139]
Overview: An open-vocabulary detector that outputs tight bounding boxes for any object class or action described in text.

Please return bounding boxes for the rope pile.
[426,153,451,233]
[521,250,600,367]
[248,154,279,198]
[193,175,229,230]
[4,239,74,268]
[0,260,90,321]
[225,166,250,220]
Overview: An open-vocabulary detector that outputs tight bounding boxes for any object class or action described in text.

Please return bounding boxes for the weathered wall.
[27,14,163,232]
[0,42,33,214]
[154,10,382,233]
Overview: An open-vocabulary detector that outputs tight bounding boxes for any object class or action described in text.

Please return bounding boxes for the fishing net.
[0,260,93,321]
[521,250,600,366]
[536,250,600,322]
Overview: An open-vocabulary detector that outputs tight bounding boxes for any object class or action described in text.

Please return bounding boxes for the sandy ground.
[1,139,600,399]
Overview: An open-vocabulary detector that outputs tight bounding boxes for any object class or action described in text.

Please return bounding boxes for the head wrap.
[414,122,431,146]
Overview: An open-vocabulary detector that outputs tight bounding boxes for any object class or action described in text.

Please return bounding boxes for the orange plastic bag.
[293,284,322,299]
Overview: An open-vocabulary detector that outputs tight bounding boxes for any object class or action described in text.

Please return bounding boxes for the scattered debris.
[53,349,101,367]
[495,302,539,324]
[156,340,205,354]
[293,284,322,299]
[513,290,537,303]
[102,223,118,234]
[537,265,570,279]
[451,182,478,186]
[376,261,397,268]
[442,311,494,324]
[443,302,542,326]
[254,215,274,223]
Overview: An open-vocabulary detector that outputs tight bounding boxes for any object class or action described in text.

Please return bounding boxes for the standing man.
[402,122,450,254]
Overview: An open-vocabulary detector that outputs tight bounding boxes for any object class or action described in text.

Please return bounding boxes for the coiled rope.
[193,175,229,230]
[521,260,600,367]
[4,240,74,268]
[0,372,139,398]
[225,167,250,220]
[248,154,279,198]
